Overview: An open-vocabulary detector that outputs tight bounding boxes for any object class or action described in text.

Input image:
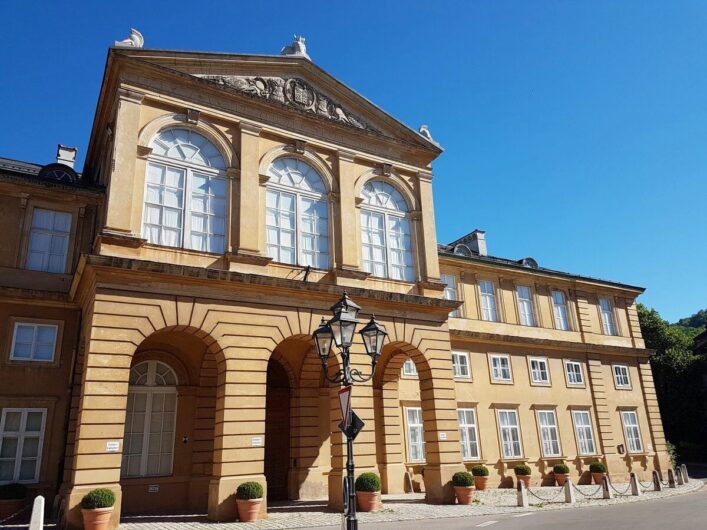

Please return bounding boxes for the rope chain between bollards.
[0,503,31,525]
[570,482,603,498]
[526,486,566,503]
[638,479,655,491]
[609,482,633,496]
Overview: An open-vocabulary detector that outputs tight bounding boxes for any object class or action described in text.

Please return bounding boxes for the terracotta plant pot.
[517,475,531,488]
[236,498,262,522]
[356,491,380,512]
[592,472,606,486]
[555,474,568,487]
[454,485,475,505]
[0,499,25,520]
[81,507,113,530]
[474,476,488,491]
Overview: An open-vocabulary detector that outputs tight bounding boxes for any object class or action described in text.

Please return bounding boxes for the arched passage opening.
[264,357,292,501]
[119,327,223,516]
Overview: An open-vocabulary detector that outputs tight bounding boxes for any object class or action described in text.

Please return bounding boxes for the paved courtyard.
[116,479,703,529]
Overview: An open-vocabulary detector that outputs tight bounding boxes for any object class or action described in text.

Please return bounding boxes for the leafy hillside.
[638,305,706,462]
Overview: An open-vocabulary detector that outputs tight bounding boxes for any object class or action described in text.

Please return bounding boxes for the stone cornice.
[449,328,653,357]
[72,254,459,320]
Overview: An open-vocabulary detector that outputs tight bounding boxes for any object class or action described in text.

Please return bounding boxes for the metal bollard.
[29,495,44,530]
[681,464,689,483]
[652,470,662,491]
[668,468,676,488]
[564,478,575,504]
[602,475,613,499]
[676,467,684,486]
[517,479,529,507]
[630,473,642,496]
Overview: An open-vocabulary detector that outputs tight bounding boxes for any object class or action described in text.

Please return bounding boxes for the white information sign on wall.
[438,432,447,441]
[106,441,120,453]
[251,436,263,447]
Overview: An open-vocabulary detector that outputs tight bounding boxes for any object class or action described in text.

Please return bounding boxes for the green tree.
[637,304,706,460]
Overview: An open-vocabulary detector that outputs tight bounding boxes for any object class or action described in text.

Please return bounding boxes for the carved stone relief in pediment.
[195,75,378,132]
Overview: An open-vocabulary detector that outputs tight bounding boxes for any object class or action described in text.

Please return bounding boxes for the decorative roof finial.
[281,35,311,61]
[418,124,440,146]
[114,28,144,48]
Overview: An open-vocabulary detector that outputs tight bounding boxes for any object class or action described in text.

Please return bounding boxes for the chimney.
[56,145,77,168]
[468,230,487,256]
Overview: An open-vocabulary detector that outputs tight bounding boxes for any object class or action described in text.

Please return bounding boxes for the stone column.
[208,350,268,521]
[233,122,263,257]
[104,88,144,237]
[586,356,624,476]
[416,173,441,282]
[375,384,407,493]
[335,150,360,273]
[63,306,137,529]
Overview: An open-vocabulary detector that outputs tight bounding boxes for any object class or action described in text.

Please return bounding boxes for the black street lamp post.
[313,292,387,530]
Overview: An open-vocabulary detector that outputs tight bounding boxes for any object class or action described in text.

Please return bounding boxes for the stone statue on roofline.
[114,28,144,48]
[281,35,311,61]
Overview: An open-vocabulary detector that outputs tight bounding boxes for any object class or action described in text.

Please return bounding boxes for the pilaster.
[235,122,263,255]
[104,88,144,236]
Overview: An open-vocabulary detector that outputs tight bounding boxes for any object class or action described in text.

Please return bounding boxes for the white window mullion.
[139,392,153,477]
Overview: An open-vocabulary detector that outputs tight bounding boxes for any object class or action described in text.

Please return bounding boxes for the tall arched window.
[360,181,414,281]
[121,360,177,478]
[143,128,227,253]
[265,157,330,269]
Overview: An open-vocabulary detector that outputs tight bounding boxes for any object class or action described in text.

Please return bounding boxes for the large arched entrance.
[264,358,292,501]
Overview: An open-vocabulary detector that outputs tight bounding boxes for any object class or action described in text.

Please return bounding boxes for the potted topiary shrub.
[355,472,381,512]
[553,463,570,486]
[235,482,263,522]
[81,488,115,530]
[514,464,532,488]
[589,461,607,485]
[452,471,475,504]
[471,464,490,490]
[0,483,27,520]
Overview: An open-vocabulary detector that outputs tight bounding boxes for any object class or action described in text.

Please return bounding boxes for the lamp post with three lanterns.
[312,292,388,530]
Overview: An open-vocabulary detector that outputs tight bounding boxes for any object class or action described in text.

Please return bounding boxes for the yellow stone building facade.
[0,40,670,529]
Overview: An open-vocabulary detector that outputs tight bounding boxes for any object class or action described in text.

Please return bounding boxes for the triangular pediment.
[110,48,442,153]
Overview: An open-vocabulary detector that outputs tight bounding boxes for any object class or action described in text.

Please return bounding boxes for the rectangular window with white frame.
[405,407,425,462]
[551,290,571,331]
[598,297,618,336]
[458,408,480,460]
[571,410,597,455]
[25,208,72,273]
[402,359,418,377]
[564,360,584,386]
[516,285,535,326]
[490,354,512,382]
[537,409,561,457]
[0,408,46,483]
[497,409,523,459]
[528,357,550,385]
[479,280,499,322]
[613,364,631,389]
[441,273,461,318]
[452,351,471,379]
[10,322,58,362]
[621,410,644,453]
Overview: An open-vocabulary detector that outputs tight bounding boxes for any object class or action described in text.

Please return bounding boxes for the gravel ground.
[116,479,704,529]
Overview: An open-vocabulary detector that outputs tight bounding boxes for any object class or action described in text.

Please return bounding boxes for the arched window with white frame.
[121,360,178,478]
[360,180,414,281]
[143,128,228,253]
[265,157,330,269]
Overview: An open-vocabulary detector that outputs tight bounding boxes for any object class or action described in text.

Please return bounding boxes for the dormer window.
[143,128,227,253]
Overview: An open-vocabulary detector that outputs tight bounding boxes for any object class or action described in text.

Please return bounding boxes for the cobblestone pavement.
[116,479,704,529]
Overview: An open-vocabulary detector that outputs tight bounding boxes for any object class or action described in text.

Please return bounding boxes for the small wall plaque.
[438,432,447,441]
[148,485,159,493]
[251,437,263,447]
[106,441,120,453]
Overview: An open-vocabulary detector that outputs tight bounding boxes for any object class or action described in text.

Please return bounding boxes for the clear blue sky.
[2,0,705,322]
